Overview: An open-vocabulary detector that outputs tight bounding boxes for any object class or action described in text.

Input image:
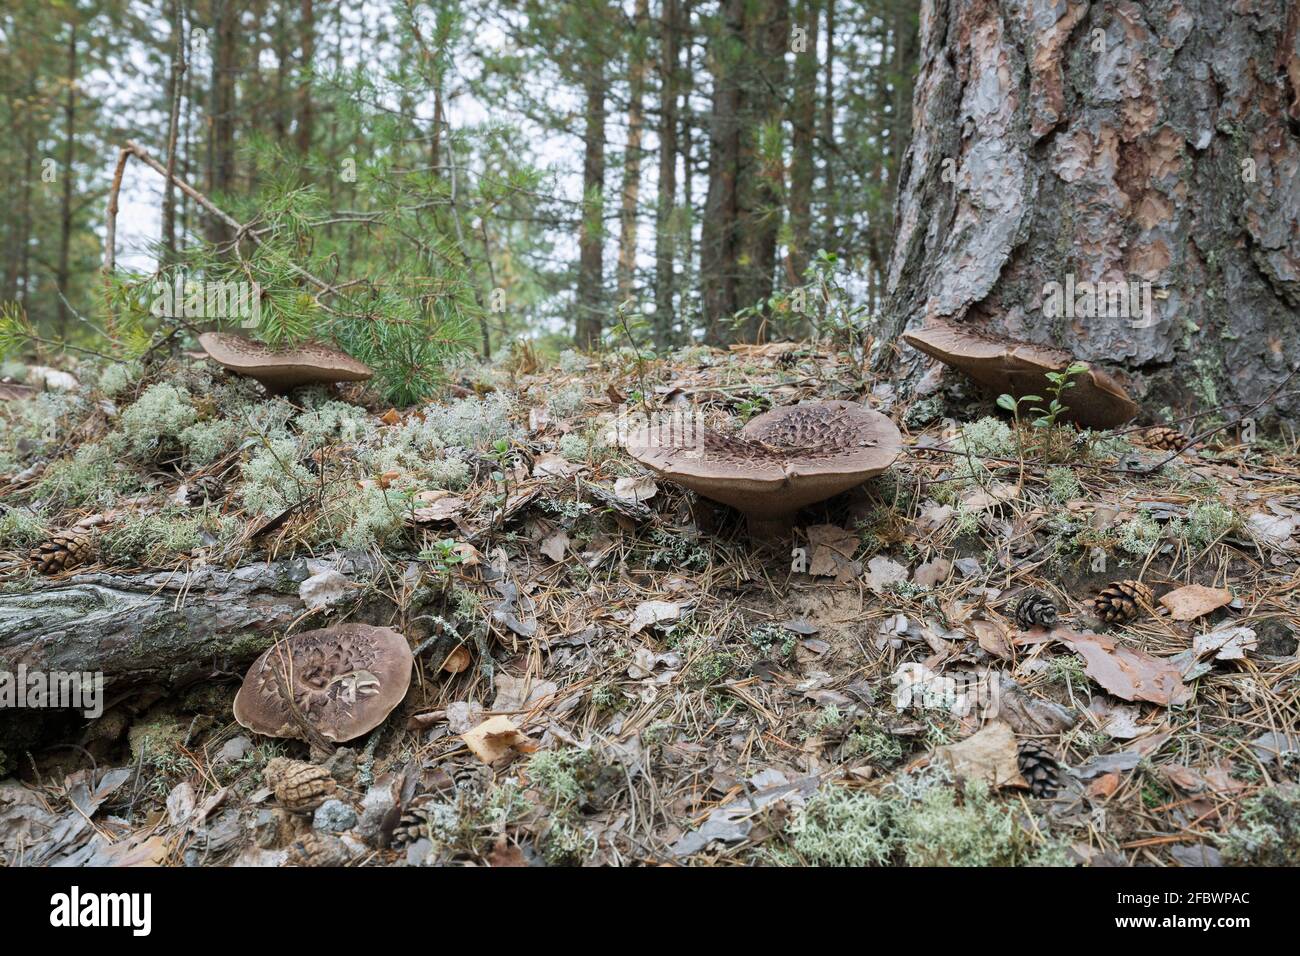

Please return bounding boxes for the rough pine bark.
[576,68,608,349]
[883,0,1300,422]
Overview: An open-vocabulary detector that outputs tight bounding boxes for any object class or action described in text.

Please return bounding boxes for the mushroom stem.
[745,513,796,541]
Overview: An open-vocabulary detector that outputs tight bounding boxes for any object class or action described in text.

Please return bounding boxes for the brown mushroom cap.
[625,400,902,527]
[902,320,1138,429]
[198,332,372,391]
[234,624,412,743]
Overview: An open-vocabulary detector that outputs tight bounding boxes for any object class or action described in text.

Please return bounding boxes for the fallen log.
[0,556,397,691]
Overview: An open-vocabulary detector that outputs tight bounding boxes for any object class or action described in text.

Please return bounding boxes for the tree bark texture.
[0,558,395,694]
[884,0,1300,421]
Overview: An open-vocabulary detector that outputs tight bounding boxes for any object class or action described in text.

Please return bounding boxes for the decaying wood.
[0,557,394,691]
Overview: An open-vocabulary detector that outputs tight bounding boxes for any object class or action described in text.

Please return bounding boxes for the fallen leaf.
[411,495,465,524]
[933,721,1026,789]
[540,530,569,562]
[971,619,1012,660]
[490,674,558,713]
[461,715,537,764]
[1087,773,1121,799]
[614,474,658,503]
[1160,584,1232,621]
[913,557,952,588]
[960,481,1020,512]
[1193,625,1256,661]
[807,524,859,579]
[1056,629,1192,706]
[865,555,909,593]
[629,600,687,635]
[533,453,574,478]
[1087,698,1146,739]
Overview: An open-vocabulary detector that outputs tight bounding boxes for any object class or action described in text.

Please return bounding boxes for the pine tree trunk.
[56,22,77,336]
[161,0,186,265]
[207,0,239,245]
[884,0,1300,422]
[617,0,650,304]
[576,68,607,349]
[787,0,819,285]
[653,0,681,348]
[297,0,314,155]
[702,0,790,343]
[700,0,746,338]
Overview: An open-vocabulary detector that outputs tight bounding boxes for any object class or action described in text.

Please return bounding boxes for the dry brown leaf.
[806,524,859,579]
[1087,773,1121,799]
[971,619,1012,660]
[1160,584,1232,621]
[461,715,536,764]
[932,720,1027,789]
[540,530,569,562]
[411,494,465,524]
[1056,629,1192,706]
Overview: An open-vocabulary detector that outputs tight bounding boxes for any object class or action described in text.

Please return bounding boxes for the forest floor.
[1,341,1299,867]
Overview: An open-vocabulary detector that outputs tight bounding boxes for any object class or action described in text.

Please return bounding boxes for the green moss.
[31,441,140,506]
[101,511,202,565]
[0,506,49,549]
[239,437,313,516]
[1114,513,1162,557]
[1220,784,1300,866]
[785,772,1063,867]
[113,383,198,457]
[1046,467,1081,504]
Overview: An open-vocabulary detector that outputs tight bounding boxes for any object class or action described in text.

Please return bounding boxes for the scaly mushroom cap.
[234,624,412,743]
[198,332,372,392]
[903,320,1138,428]
[625,400,902,521]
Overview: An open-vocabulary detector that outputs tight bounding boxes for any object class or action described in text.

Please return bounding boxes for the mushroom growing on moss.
[903,319,1138,429]
[198,332,372,392]
[625,400,902,537]
[234,624,412,743]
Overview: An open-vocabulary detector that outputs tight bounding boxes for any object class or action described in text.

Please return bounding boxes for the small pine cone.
[1014,591,1059,630]
[183,474,225,506]
[264,757,338,812]
[391,806,433,850]
[284,832,352,867]
[1095,579,1152,624]
[1137,426,1186,452]
[28,530,95,575]
[1017,741,1063,798]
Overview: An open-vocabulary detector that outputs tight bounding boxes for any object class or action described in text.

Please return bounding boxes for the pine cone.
[1014,591,1059,630]
[28,530,94,575]
[1137,426,1186,452]
[1095,579,1152,624]
[182,474,225,506]
[1017,741,1063,798]
[284,832,352,867]
[263,757,337,812]
[392,806,434,850]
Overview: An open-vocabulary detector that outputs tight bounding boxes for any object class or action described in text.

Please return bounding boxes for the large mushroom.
[234,624,412,743]
[198,332,372,392]
[902,319,1137,428]
[626,400,902,537]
